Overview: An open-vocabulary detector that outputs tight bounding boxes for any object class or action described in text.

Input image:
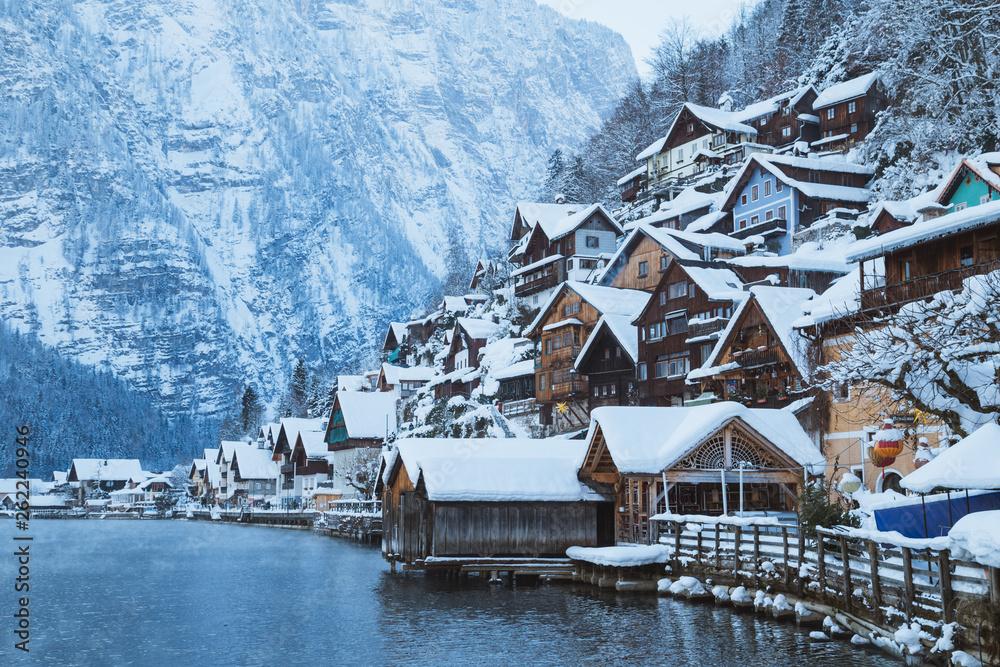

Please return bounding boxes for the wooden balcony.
[730,217,787,241]
[688,317,728,340]
[550,380,587,399]
[860,259,1000,312]
[734,346,780,368]
[500,398,536,417]
[514,271,559,298]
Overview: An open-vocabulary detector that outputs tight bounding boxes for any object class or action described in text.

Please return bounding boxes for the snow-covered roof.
[511,254,563,278]
[386,438,603,502]
[542,318,584,331]
[585,403,824,474]
[478,337,533,377]
[51,471,68,485]
[762,153,875,176]
[335,390,398,440]
[543,203,623,241]
[441,296,470,313]
[617,165,647,186]
[812,72,880,110]
[734,86,815,122]
[575,314,638,369]
[721,153,872,210]
[636,136,668,162]
[137,473,174,490]
[231,444,277,480]
[682,103,757,135]
[690,286,815,379]
[280,417,328,446]
[901,423,1000,493]
[456,317,500,341]
[381,363,436,385]
[682,266,747,302]
[492,359,535,381]
[846,199,1000,262]
[793,266,861,328]
[296,429,330,459]
[644,186,718,223]
[526,281,652,336]
[514,202,581,233]
[684,210,728,233]
[383,321,409,349]
[69,459,144,483]
[337,375,367,392]
[724,243,851,274]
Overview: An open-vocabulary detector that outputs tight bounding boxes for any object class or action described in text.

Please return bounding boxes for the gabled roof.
[384,438,603,502]
[901,423,1000,493]
[683,266,748,302]
[636,102,759,163]
[68,459,143,483]
[380,363,436,385]
[617,165,647,186]
[597,224,745,286]
[456,317,501,341]
[295,430,330,459]
[333,390,398,440]
[337,375,367,392]
[525,281,652,337]
[846,199,1000,262]
[812,72,880,110]
[382,322,409,351]
[689,286,815,379]
[934,154,1000,205]
[231,444,276,480]
[734,86,817,122]
[137,473,174,490]
[511,202,584,240]
[584,404,824,475]
[720,153,873,211]
[574,314,638,371]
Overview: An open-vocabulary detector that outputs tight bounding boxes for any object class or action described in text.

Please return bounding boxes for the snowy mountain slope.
[0,0,635,415]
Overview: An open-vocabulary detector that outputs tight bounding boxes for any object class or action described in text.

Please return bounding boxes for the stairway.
[489,405,516,438]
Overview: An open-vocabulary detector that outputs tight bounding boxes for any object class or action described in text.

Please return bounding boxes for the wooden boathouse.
[378,438,614,568]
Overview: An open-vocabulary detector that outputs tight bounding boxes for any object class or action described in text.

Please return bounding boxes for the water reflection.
[1,522,896,666]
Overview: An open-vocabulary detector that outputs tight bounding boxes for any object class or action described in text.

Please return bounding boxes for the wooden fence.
[653,519,997,627]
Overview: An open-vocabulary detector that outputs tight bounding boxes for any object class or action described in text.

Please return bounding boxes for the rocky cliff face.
[0,0,635,415]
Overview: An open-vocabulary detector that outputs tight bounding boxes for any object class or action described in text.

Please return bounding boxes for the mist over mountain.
[0,0,636,417]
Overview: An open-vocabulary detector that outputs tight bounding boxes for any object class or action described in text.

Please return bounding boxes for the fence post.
[797,527,805,597]
[715,523,721,570]
[938,550,953,624]
[673,521,681,572]
[782,527,791,588]
[868,540,882,623]
[840,535,852,612]
[697,530,704,565]
[901,547,915,620]
[990,566,1000,614]
[816,535,826,597]
[753,525,761,587]
[734,526,742,577]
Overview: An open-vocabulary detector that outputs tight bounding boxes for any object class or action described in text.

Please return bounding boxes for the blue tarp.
[873,491,1000,538]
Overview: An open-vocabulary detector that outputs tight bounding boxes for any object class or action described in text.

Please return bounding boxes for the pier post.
[782,528,791,588]
[901,547,915,620]
[797,527,806,597]
[816,537,826,598]
[839,536,852,612]
[868,540,882,623]
[714,524,721,570]
[734,527,742,577]
[938,550,952,623]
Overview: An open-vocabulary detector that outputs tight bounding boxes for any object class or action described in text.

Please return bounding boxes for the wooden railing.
[730,217,787,241]
[500,398,536,417]
[860,258,1000,311]
[651,518,995,626]
[733,346,780,368]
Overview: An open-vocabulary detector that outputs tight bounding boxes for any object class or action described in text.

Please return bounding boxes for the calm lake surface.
[1,520,897,666]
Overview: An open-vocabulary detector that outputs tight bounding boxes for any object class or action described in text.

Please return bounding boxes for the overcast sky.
[538,0,757,78]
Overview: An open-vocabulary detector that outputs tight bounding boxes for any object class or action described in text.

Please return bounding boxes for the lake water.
[1,520,897,666]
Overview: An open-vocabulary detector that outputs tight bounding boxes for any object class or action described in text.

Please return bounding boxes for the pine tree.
[543,149,566,201]
[240,385,263,434]
[288,359,309,417]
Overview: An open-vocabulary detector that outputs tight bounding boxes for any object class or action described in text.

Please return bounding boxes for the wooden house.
[288,430,334,500]
[579,404,824,544]
[67,459,144,505]
[312,489,344,511]
[719,154,874,254]
[188,457,208,498]
[812,73,890,152]
[688,286,816,409]
[382,322,410,365]
[324,391,398,499]
[433,318,500,400]
[525,281,651,431]
[735,86,820,150]
[933,154,1000,213]
[495,359,536,416]
[848,200,1000,312]
[617,166,647,203]
[632,262,747,407]
[469,258,499,292]
[379,438,613,564]
[573,315,638,409]
[270,418,326,500]
[377,363,435,398]
[509,202,624,305]
[597,224,745,293]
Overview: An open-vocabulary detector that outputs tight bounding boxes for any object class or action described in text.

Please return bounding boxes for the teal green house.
[937,155,1000,211]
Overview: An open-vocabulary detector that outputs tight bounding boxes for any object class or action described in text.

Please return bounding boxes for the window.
[667,281,687,299]
[604,348,611,360]
[665,315,688,335]
[702,139,709,149]
[826,108,835,120]
[850,123,858,134]
[781,106,791,116]
[848,101,857,113]
[701,344,713,365]
[751,185,759,201]
[659,292,666,306]
[982,194,992,205]
[638,261,649,277]
[738,218,747,230]
[712,133,725,147]
[901,260,912,281]
[566,259,573,270]
[563,302,581,316]
[750,215,759,226]
[676,148,684,161]
[638,363,647,381]
[610,384,616,395]
[538,374,546,391]
[777,205,786,220]
[545,338,552,355]
[764,180,771,197]
[765,209,774,221]
[668,353,690,377]
[616,347,622,358]
[660,255,669,270]
[843,175,853,186]
[586,235,599,248]
[960,245,974,267]
[593,385,599,397]
[955,202,967,211]
[687,123,694,133]
[781,126,792,139]
[654,357,668,379]
[741,194,748,206]
[832,382,850,403]
[775,181,783,193]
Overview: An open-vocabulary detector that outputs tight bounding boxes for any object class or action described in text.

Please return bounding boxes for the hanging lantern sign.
[839,472,863,495]
[869,418,903,468]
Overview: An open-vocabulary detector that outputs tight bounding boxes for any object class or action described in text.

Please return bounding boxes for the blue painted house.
[721,154,874,254]
[935,154,1000,212]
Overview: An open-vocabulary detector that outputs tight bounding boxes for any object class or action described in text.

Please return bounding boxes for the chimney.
[554,193,566,204]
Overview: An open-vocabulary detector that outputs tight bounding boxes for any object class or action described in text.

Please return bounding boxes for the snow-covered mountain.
[0,0,635,415]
